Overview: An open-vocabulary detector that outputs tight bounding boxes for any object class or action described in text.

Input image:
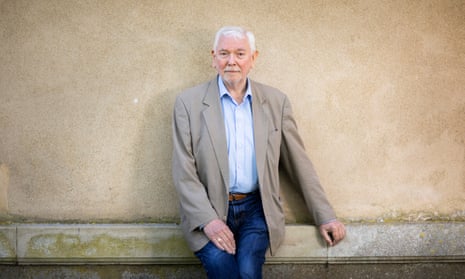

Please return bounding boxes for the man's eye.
[219,52,229,58]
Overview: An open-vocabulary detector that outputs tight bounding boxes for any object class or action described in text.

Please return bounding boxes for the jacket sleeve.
[279,96,337,225]
[172,95,218,232]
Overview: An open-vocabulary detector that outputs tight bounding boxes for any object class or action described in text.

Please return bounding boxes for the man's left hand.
[319,220,346,246]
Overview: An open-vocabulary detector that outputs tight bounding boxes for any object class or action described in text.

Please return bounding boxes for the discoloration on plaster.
[26,233,191,259]
[0,232,15,257]
[344,210,465,224]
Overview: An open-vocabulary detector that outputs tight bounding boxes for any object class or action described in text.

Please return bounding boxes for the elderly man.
[172,26,345,279]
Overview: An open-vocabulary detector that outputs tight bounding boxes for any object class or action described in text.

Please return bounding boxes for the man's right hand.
[203,219,236,254]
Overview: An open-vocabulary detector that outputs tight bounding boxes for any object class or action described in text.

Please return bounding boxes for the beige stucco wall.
[0,0,464,223]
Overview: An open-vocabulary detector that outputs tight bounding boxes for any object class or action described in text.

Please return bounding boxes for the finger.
[212,229,235,253]
[321,229,333,246]
[320,225,333,245]
[223,229,235,243]
[214,238,227,253]
[218,227,236,252]
[332,232,341,245]
[332,224,346,245]
[223,241,236,254]
[224,238,236,254]
[219,231,236,254]
[215,235,235,254]
[222,230,236,250]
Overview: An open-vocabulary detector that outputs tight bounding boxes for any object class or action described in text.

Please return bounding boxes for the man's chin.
[222,74,244,83]
[223,78,244,87]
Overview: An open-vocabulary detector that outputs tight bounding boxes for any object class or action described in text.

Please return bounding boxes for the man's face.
[211,35,258,89]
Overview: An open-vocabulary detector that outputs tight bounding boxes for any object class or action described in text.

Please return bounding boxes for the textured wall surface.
[1,0,464,223]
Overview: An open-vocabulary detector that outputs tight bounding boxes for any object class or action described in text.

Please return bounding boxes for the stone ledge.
[0,223,463,265]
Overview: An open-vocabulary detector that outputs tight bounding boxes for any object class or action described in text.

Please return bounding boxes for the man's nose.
[227,54,237,65]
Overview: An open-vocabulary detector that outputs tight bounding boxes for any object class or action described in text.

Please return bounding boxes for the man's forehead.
[216,36,250,51]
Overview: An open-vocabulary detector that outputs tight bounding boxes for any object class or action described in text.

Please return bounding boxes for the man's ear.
[251,50,259,68]
[253,50,259,59]
[211,50,216,68]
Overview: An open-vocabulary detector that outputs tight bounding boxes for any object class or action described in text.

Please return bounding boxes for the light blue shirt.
[218,76,258,194]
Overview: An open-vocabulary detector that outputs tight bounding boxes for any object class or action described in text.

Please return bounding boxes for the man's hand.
[319,220,346,246]
[203,219,236,254]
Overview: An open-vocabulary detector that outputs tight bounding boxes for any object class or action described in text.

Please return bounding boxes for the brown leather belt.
[229,192,253,201]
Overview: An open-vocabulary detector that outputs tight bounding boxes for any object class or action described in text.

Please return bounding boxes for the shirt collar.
[218,75,252,101]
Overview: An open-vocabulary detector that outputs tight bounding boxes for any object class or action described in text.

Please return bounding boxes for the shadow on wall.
[279,168,314,224]
[129,28,213,223]
[130,88,178,223]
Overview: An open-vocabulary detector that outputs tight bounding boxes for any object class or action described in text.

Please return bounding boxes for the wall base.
[0,223,464,278]
[1,263,464,279]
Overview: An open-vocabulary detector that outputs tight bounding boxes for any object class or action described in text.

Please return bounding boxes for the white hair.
[213,26,257,53]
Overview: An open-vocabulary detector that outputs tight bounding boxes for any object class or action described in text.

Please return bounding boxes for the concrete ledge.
[328,223,465,264]
[0,223,464,265]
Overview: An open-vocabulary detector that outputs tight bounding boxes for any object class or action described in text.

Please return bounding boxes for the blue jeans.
[195,192,270,279]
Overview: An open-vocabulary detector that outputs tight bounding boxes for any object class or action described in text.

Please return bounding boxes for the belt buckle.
[229,193,247,201]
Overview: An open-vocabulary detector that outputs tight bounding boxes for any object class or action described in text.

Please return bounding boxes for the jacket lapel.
[250,81,269,188]
[202,78,229,189]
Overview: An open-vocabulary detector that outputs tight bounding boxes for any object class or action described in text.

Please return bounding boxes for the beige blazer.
[172,77,336,255]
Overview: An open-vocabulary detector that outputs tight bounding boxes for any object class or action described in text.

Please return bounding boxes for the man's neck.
[223,79,248,104]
